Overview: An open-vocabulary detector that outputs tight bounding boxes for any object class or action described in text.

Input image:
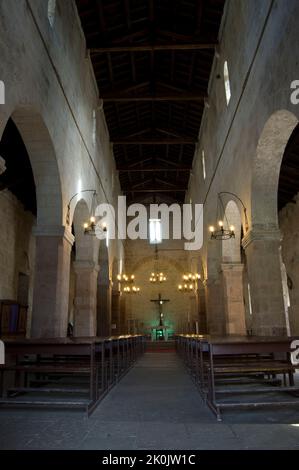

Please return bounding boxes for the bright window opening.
[92,109,97,146]
[149,219,162,244]
[224,61,231,105]
[48,0,56,28]
[202,150,206,180]
[247,283,253,316]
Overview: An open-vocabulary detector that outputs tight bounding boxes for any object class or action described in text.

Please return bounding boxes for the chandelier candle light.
[117,274,140,294]
[209,191,248,241]
[149,272,167,283]
[178,273,200,292]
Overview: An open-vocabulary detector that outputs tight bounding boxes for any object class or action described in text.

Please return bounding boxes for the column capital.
[33,225,75,246]
[242,227,281,249]
[221,262,244,273]
[0,156,6,175]
[73,260,100,273]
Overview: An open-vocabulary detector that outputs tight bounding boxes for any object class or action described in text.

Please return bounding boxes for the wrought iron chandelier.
[209,192,248,241]
[178,273,200,292]
[117,274,141,294]
[149,245,167,283]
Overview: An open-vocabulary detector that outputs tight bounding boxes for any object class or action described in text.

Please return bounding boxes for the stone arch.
[221,200,246,335]
[4,107,64,226]
[0,107,65,338]
[251,109,298,228]
[222,200,242,263]
[71,199,98,337]
[127,254,186,335]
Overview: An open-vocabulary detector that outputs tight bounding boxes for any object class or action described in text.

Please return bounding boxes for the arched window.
[92,109,97,146]
[223,61,231,105]
[48,0,56,28]
[201,150,206,180]
[0,80,5,105]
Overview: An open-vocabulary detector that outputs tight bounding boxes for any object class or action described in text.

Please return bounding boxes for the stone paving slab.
[0,352,299,449]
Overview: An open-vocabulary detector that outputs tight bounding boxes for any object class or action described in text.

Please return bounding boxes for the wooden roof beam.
[102,92,206,102]
[117,167,191,172]
[112,138,197,145]
[90,42,217,53]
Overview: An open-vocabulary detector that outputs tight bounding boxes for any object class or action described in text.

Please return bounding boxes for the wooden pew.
[205,336,299,421]
[0,335,145,416]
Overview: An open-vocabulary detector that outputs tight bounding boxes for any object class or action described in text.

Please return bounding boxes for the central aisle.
[94,352,213,425]
[89,351,240,449]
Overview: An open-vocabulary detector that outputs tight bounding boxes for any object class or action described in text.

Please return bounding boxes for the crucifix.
[150,293,170,327]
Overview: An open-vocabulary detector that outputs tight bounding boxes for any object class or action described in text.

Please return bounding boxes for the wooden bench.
[0,335,145,416]
[205,337,299,421]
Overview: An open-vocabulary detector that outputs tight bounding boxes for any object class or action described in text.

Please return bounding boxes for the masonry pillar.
[119,295,127,334]
[31,225,74,338]
[97,280,112,337]
[242,228,287,336]
[205,275,226,335]
[222,263,246,335]
[73,261,99,337]
[111,289,121,335]
[198,283,208,333]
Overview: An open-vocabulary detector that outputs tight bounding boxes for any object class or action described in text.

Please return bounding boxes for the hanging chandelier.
[208,191,249,241]
[117,274,141,294]
[209,221,235,240]
[149,245,167,283]
[178,273,200,292]
[149,272,167,283]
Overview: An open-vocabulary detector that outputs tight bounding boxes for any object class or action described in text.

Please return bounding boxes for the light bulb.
[178,285,182,290]
[218,220,223,227]
[90,216,95,223]
[117,274,121,281]
[131,275,135,280]
[209,226,215,233]
[84,222,88,229]
[189,284,193,290]
[230,225,235,231]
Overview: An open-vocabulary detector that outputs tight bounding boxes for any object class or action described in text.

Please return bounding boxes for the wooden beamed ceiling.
[75,0,225,203]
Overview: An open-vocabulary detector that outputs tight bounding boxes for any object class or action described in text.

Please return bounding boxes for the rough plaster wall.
[0,190,35,328]
[279,196,299,335]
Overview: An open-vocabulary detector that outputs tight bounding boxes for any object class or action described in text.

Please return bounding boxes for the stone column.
[242,228,287,336]
[221,263,247,335]
[97,280,112,337]
[198,283,208,333]
[31,225,74,338]
[205,276,226,335]
[119,295,127,334]
[73,261,99,337]
[111,289,121,335]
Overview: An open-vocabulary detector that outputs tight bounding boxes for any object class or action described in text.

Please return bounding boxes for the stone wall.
[279,195,299,334]
[186,0,299,335]
[0,190,35,333]
[124,237,203,335]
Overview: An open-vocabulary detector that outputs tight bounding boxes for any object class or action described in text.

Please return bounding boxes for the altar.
[149,293,170,341]
[150,325,169,341]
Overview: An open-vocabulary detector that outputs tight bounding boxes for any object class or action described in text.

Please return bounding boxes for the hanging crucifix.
[150,293,170,327]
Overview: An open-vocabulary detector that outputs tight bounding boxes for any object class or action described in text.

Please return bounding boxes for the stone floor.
[0,352,299,450]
